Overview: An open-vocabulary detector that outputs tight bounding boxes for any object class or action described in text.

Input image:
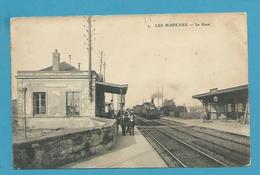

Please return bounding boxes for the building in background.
[192,84,249,123]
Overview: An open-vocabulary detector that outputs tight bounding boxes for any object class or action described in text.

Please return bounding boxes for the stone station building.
[15,49,128,130]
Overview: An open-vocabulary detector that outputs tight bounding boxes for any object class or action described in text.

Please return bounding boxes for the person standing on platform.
[129,113,135,136]
[115,111,121,135]
[110,99,114,118]
[126,111,130,134]
[120,112,127,136]
[107,104,112,118]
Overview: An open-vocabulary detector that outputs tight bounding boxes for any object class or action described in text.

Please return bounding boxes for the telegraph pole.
[83,16,97,102]
[99,51,103,75]
[103,60,106,82]
[162,88,164,105]
[83,16,94,101]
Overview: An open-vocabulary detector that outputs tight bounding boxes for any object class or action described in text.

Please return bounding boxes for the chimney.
[151,98,154,104]
[78,63,81,70]
[52,49,60,71]
[69,55,72,64]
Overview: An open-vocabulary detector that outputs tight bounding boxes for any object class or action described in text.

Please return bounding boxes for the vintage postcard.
[11,13,249,169]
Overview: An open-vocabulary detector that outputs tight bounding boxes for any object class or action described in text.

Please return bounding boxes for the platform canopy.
[95,81,128,94]
[192,84,248,103]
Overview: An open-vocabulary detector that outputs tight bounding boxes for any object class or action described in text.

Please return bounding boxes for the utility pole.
[103,60,106,82]
[157,88,160,107]
[99,51,103,75]
[83,16,97,102]
[83,16,94,102]
[162,87,164,105]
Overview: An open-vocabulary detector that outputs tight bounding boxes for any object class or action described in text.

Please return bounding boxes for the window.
[33,92,46,116]
[227,104,232,112]
[66,92,80,116]
[237,103,244,112]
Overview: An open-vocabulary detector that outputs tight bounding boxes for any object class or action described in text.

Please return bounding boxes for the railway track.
[139,126,227,167]
[160,118,250,147]
[137,117,250,167]
[139,127,187,167]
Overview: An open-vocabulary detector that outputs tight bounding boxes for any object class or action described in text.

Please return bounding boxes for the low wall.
[13,117,117,169]
[15,116,101,130]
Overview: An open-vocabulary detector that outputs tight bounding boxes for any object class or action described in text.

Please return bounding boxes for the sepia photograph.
[11,13,250,169]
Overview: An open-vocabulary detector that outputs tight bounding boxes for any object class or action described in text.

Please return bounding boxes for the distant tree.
[161,99,176,116]
[163,99,176,111]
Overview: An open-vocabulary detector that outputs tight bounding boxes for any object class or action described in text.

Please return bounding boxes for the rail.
[139,118,228,167]
[140,127,187,167]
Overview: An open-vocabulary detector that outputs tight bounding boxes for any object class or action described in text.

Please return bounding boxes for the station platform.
[163,117,250,137]
[64,127,167,168]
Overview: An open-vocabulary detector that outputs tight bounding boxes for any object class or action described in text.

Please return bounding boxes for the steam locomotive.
[133,99,161,119]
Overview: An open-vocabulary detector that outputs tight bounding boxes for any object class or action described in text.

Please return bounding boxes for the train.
[133,99,161,119]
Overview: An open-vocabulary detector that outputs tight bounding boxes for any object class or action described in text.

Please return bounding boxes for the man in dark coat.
[120,113,127,136]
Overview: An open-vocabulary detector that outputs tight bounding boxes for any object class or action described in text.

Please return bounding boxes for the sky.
[11,13,248,107]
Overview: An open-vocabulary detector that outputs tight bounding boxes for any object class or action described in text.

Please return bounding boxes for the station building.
[192,84,249,123]
[15,49,128,129]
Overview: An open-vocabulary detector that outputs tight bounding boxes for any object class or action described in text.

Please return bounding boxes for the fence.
[168,111,203,119]
[179,112,203,119]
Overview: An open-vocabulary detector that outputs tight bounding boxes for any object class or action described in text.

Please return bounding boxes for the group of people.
[115,110,136,136]
[105,99,135,136]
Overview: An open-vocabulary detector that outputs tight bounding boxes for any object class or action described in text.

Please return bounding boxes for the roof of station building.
[192,84,248,99]
[40,61,79,71]
[95,81,128,95]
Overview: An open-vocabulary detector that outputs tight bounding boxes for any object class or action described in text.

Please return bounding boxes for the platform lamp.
[213,96,218,102]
